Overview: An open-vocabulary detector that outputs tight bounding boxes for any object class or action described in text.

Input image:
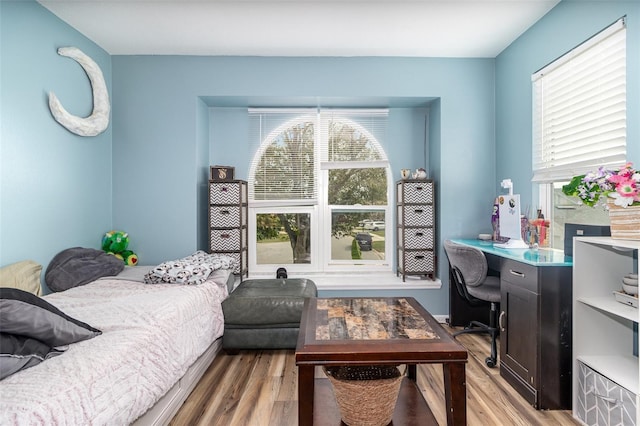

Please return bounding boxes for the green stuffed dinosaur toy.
[101,230,138,266]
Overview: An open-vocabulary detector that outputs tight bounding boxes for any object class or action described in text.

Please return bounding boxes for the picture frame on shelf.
[210,165,235,182]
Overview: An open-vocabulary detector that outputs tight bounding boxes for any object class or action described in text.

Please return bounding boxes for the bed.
[0,264,234,426]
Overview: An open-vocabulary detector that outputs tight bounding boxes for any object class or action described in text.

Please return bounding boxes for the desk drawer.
[500,259,538,293]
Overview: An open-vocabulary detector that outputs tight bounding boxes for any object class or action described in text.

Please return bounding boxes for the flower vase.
[607,199,640,240]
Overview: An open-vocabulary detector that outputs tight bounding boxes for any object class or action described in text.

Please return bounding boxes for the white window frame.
[532,18,626,244]
[248,205,320,273]
[248,109,392,275]
[320,167,393,272]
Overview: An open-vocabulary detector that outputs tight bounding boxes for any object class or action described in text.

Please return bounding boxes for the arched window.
[248,109,392,274]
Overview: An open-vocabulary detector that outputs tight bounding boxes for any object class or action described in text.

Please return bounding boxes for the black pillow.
[0,333,64,380]
[0,287,101,347]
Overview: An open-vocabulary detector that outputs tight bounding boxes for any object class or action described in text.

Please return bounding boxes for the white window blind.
[532,18,626,183]
[248,109,317,203]
[318,109,389,167]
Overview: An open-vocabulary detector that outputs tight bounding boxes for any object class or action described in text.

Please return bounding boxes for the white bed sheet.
[0,270,230,425]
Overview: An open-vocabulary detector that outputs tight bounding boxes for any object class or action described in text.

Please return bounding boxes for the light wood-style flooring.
[170,328,580,425]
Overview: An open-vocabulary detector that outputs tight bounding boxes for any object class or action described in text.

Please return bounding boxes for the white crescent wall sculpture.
[48,47,110,137]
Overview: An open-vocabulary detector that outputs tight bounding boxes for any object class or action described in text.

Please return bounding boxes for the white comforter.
[0,273,229,425]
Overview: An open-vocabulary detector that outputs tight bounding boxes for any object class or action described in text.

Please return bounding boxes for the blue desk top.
[451,239,573,267]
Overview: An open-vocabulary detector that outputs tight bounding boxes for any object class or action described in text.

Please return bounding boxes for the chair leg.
[453,320,489,336]
[468,320,489,330]
[485,302,499,368]
[453,302,500,368]
[453,326,489,337]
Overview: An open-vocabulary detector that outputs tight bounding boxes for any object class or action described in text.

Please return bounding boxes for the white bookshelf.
[577,296,638,322]
[572,237,639,425]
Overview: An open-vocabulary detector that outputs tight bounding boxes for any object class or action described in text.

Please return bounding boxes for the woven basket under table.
[323,365,404,426]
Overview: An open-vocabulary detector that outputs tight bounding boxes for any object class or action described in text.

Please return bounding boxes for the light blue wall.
[207,105,431,180]
[196,99,210,252]
[208,107,249,181]
[496,0,640,205]
[111,56,496,314]
[0,1,112,292]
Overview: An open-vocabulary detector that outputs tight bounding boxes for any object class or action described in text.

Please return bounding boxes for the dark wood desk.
[448,239,573,410]
[295,297,468,425]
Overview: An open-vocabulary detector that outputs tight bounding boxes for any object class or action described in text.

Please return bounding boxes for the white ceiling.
[37,0,560,57]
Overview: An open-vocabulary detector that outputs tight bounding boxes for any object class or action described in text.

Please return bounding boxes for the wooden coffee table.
[295,297,468,425]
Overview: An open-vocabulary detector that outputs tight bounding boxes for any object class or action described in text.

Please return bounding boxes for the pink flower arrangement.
[562,163,640,208]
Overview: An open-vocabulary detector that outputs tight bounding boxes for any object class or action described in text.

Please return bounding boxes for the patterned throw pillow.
[144,251,236,285]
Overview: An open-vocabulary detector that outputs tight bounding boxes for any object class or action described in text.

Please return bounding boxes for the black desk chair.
[444,240,501,367]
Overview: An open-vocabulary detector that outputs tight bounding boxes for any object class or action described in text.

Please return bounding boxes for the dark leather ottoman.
[222,278,317,351]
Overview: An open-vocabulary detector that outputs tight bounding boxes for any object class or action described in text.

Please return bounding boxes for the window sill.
[246,272,442,291]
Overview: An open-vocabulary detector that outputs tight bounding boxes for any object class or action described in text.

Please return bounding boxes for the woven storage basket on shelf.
[608,200,640,240]
[323,365,403,426]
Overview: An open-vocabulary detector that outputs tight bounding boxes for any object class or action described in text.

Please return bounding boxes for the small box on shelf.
[210,165,235,182]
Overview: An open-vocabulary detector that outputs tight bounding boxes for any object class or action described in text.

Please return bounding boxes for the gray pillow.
[0,333,64,380]
[0,287,101,347]
[45,247,124,292]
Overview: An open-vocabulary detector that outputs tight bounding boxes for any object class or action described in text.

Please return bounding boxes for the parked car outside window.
[364,221,385,231]
[355,233,372,251]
